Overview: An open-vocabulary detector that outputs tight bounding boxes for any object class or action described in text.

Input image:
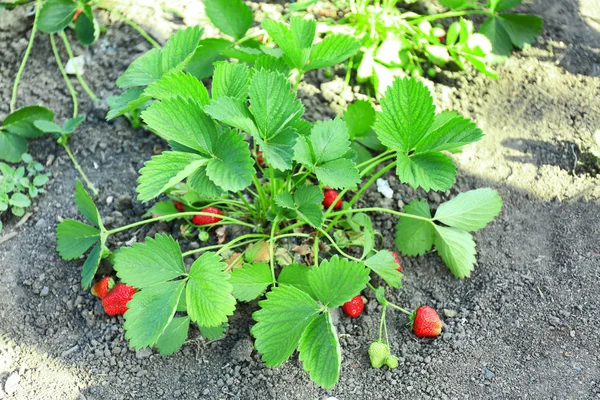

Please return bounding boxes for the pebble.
[4,372,20,395]
[483,368,495,380]
[135,348,152,359]
[40,286,49,297]
[376,178,394,199]
[442,309,457,318]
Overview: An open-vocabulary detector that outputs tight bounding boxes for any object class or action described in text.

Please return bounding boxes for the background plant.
[0,153,48,233]
[293,0,543,96]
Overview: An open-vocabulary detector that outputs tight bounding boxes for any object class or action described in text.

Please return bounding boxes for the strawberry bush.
[56,17,503,388]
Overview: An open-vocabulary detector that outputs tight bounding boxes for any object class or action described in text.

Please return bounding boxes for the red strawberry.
[342,295,364,317]
[91,276,115,300]
[412,306,442,338]
[192,206,223,225]
[323,189,342,210]
[391,251,402,272]
[102,283,136,316]
[257,151,266,168]
[174,200,184,212]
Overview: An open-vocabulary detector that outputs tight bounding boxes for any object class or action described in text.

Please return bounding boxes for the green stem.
[181,234,268,257]
[367,282,413,316]
[387,302,413,316]
[273,232,311,242]
[378,305,385,341]
[106,211,257,235]
[313,234,320,267]
[50,34,78,117]
[98,4,161,48]
[328,207,433,223]
[316,228,362,262]
[407,9,491,23]
[61,143,98,196]
[236,191,257,219]
[269,218,281,285]
[323,161,397,232]
[293,70,304,92]
[58,31,99,101]
[10,0,41,112]
[278,221,308,234]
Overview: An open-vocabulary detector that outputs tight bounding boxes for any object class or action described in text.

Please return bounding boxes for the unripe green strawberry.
[385,355,399,369]
[368,341,390,369]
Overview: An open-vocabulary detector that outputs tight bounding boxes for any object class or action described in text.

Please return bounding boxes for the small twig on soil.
[15,212,32,228]
[0,232,18,246]
[570,143,578,174]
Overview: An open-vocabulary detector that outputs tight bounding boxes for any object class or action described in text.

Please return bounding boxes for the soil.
[1,0,600,399]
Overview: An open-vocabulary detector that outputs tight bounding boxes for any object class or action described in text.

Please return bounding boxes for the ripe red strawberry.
[173,200,184,212]
[257,151,266,168]
[91,276,115,300]
[391,251,402,272]
[323,189,342,210]
[102,283,136,316]
[192,206,223,225]
[342,295,364,317]
[412,306,442,338]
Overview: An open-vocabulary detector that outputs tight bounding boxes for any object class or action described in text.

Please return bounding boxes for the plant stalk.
[58,31,99,101]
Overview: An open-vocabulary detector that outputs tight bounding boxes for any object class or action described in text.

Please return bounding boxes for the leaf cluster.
[0,153,48,233]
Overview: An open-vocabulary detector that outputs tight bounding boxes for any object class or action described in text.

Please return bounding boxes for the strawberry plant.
[294,0,543,96]
[56,23,503,389]
[0,153,48,233]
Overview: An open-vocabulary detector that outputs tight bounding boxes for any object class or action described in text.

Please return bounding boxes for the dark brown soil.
[0,1,599,399]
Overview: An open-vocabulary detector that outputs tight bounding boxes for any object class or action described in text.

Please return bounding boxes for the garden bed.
[0,0,599,398]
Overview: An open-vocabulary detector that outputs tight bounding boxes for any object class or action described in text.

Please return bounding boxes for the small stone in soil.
[4,372,20,395]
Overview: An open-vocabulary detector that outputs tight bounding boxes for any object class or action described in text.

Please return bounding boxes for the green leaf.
[75,6,99,46]
[33,174,48,187]
[276,185,323,228]
[116,48,163,88]
[161,26,204,72]
[2,105,54,138]
[62,115,86,133]
[106,88,147,120]
[145,72,210,105]
[0,133,27,163]
[498,14,544,49]
[315,159,361,190]
[156,316,190,355]
[186,252,236,327]
[205,130,254,192]
[375,78,436,153]
[394,199,435,256]
[124,280,186,349]
[143,201,179,220]
[187,168,224,199]
[113,234,186,288]
[277,264,315,298]
[262,18,312,71]
[255,126,298,171]
[415,112,483,153]
[364,250,403,288]
[489,0,522,12]
[211,62,251,101]
[203,0,253,40]
[37,0,78,33]
[199,324,227,340]
[308,255,370,308]
[438,0,469,9]
[344,100,376,138]
[479,17,513,61]
[141,97,218,154]
[307,34,361,71]
[251,285,321,366]
[9,192,30,208]
[137,151,208,202]
[56,219,100,260]
[230,262,272,302]
[249,69,304,140]
[81,242,102,289]
[185,38,231,80]
[434,225,476,278]
[33,120,63,134]
[310,119,351,164]
[434,188,502,231]
[255,54,291,76]
[74,180,100,226]
[298,312,340,389]
[396,152,457,192]
[204,97,258,136]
